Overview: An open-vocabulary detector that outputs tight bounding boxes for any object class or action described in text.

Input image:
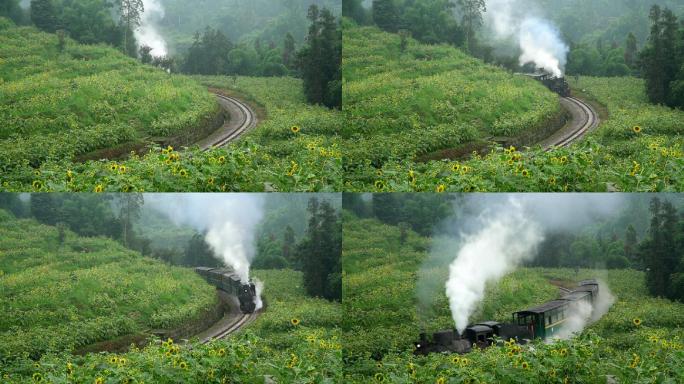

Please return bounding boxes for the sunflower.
[290,318,301,326]
[32,372,42,382]
[167,145,174,152]
[207,177,215,185]
[374,180,385,190]
[32,180,43,190]
[507,351,514,357]
[560,156,568,164]
[521,169,530,177]
[118,357,126,365]
[179,361,188,369]
[560,348,568,357]
[94,184,104,193]
[109,356,118,364]
[165,351,172,357]
[633,126,642,134]
[109,163,118,171]
[374,373,384,382]
[118,165,127,174]
[165,159,172,165]
[218,156,226,164]
[451,356,460,364]
[66,362,73,375]
[95,378,104,384]
[291,125,301,134]
[179,169,188,177]
[451,163,461,172]
[633,318,642,326]
[218,348,226,357]
[549,176,557,185]
[436,377,446,384]
[34,170,41,176]
[521,361,529,369]
[507,159,515,166]
[550,369,557,377]
[436,184,446,193]
[66,170,73,179]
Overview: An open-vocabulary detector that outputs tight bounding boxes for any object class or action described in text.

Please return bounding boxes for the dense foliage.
[1,75,342,192]
[0,20,217,172]
[342,213,684,383]
[343,22,560,187]
[345,75,684,192]
[0,210,217,362]
[0,268,342,383]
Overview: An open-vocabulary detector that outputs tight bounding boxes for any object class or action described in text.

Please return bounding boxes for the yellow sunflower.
[179,169,188,177]
[218,348,226,357]
[374,180,385,190]
[374,373,384,382]
[436,184,446,193]
[451,163,461,172]
[32,372,42,382]
[95,377,104,384]
[521,169,530,177]
[94,184,104,193]
[291,125,301,134]
[436,377,446,384]
[179,361,188,369]
[218,156,226,164]
[633,126,642,134]
[32,180,43,190]
[633,318,642,326]
[291,318,300,326]
[521,361,529,369]
[207,177,215,185]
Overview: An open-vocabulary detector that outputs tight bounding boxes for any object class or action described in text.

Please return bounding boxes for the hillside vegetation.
[0,19,217,172]
[0,20,342,192]
[0,209,217,362]
[347,75,684,192]
[342,22,561,174]
[343,213,684,383]
[1,268,342,383]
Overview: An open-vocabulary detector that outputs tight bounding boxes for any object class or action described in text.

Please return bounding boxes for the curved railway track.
[197,93,258,151]
[542,96,600,150]
[200,312,258,343]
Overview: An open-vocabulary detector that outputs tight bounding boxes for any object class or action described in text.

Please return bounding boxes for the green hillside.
[1,266,342,383]
[0,20,342,192]
[342,213,684,383]
[343,21,684,192]
[0,19,217,172]
[342,22,561,175]
[0,209,217,362]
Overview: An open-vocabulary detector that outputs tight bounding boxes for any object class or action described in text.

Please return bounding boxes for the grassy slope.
[0,20,217,171]
[346,75,684,192]
[0,210,216,362]
[342,21,560,172]
[343,213,684,383]
[1,268,342,383]
[0,75,342,192]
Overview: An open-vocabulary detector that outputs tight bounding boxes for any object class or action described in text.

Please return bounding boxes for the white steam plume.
[135,0,168,57]
[146,194,264,282]
[551,281,615,340]
[445,198,544,333]
[483,0,569,77]
[254,280,264,311]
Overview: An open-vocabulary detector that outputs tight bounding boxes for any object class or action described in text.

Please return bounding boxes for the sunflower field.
[0,256,342,383]
[0,20,342,192]
[0,210,217,362]
[0,20,217,172]
[342,21,684,193]
[343,213,684,383]
[342,21,561,180]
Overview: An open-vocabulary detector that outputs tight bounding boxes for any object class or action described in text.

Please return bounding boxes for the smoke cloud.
[445,197,544,333]
[146,193,264,282]
[483,0,569,76]
[135,0,168,57]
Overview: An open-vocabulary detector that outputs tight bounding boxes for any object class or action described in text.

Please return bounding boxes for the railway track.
[197,93,257,151]
[542,96,600,150]
[200,312,258,343]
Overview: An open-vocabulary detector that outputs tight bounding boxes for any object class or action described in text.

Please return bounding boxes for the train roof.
[476,321,500,327]
[561,291,591,301]
[467,325,494,333]
[515,299,568,315]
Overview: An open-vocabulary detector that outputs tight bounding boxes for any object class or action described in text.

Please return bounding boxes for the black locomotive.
[415,280,599,355]
[195,267,257,313]
[523,71,571,97]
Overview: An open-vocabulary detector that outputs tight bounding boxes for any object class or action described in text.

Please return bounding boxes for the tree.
[139,45,153,64]
[297,5,341,109]
[282,32,296,71]
[30,0,57,33]
[457,0,486,53]
[372,0,399,33]
[624,224,639,267]
[118,0,143,56]
[343,0,369,25]
[116,194,143,248]
[185,233,221,267]
[282,225,296,265]
[624,32,638,69]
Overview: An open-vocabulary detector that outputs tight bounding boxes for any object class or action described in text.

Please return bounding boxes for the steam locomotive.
[523,71,571,97]
[195,267,257,313]
[414,280,599,355]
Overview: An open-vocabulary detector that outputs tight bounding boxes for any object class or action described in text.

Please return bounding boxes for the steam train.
[414,280,599,355]
[523,71,571,97]
[195,267,257,313]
